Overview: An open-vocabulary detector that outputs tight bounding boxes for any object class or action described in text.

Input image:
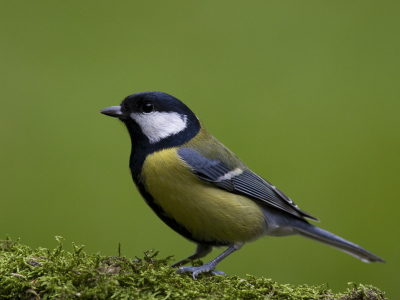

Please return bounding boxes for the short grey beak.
[100,106,124,118]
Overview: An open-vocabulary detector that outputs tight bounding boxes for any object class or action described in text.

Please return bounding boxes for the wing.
[178,147,319,221]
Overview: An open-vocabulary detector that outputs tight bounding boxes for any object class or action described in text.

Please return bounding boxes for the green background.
[1,1,398,298]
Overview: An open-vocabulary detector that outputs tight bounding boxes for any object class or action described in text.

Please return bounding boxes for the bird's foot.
[175,263,226,280]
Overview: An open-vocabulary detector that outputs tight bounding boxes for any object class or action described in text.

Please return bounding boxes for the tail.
[293,220,385,263]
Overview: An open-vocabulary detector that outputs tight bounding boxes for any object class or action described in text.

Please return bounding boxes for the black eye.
[141,102,154,113]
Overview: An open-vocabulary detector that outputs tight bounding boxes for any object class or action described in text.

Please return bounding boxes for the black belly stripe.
[134,178,229,247]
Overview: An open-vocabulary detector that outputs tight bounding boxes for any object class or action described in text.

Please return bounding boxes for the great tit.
[100,91,385,279]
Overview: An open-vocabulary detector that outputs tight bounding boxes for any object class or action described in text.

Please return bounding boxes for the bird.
[100,91,385,279]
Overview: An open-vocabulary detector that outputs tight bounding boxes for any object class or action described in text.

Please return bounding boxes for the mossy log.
[0,236,386,300]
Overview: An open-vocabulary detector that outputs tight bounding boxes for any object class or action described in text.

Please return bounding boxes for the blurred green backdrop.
[1,1,398,297]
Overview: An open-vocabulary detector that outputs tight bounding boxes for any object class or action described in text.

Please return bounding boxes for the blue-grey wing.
[178,147,318,221]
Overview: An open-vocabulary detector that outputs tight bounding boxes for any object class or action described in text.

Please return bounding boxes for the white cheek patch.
[130,112,188,144]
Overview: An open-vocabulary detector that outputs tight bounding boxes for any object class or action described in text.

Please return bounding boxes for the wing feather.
[178,147,318,221]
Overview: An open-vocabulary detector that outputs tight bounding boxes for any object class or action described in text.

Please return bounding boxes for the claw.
[175,265,226,280]
[211,270,226,276]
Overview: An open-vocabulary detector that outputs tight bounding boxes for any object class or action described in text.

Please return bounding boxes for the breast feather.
[141,148,266,243]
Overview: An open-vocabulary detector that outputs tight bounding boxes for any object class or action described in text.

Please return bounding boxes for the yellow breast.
[140,148,266,244]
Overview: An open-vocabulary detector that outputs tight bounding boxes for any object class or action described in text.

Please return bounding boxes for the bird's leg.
[176,244,242,280]
[171,244,212,268]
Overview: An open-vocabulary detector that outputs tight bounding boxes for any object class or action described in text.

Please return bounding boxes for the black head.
[101,92,201,162]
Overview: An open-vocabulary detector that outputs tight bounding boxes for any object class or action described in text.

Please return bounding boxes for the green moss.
[0,236,386,300]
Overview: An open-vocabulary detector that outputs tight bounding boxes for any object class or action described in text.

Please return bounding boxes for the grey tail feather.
[293,221,385,263]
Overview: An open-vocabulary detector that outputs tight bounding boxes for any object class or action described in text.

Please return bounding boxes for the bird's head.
[101,92,201,148]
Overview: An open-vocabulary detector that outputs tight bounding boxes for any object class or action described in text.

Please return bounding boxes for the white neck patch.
[130,112,188,144]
